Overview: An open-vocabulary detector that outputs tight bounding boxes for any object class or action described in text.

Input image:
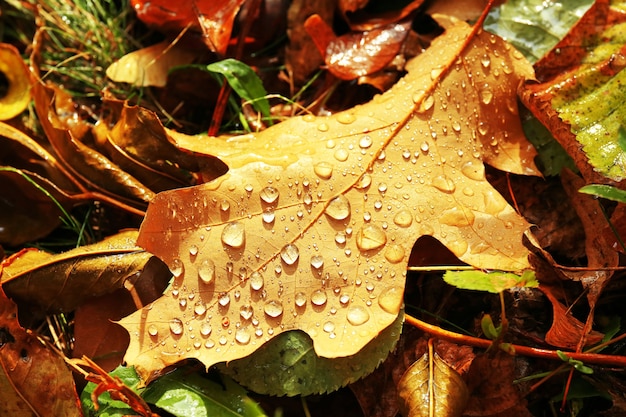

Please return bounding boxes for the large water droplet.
[323,321,335,333]
[295,292,307,307]
[262,209,275,224]
[432,175,456,193]
[222,222,245,248]
[347,305,370,326]
[200,322,212,336]
[310,255,324,269]
[439,207,475,227]
[334,148,349,162]
[378,286,403,314]
[417,94,435,113]
[337,113,355,124]
[384,244,405,263]
[393,209,413,228]
[311,289,327,306]
[355,224,387,251]
[461,160,485,181]
[169,318,184,335]
[325,195,351,220]
[250,271,264,291]
[264,300,284,317]
[480,88,493,104]
[235,328,251,345]
[194,302,207,316]
[280,244,300,265]
[198,259,215,284]
[359,135,373,149]
[240,304,254,320]
[314,162,333,179]
[260,186,279,204]
[189,244,199,257]
[171,258,184,278]
[218,293,230,307]
[148,324,158,336]
[220,200,230,212]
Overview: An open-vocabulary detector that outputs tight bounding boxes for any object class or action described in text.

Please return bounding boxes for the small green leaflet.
[205,58,272,125]
[579,184,626,203]
[81,366,143,417]
[443,269,538,293]
[142,370,266,417]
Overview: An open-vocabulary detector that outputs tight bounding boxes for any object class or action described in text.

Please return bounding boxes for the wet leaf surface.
[120,19,538,380]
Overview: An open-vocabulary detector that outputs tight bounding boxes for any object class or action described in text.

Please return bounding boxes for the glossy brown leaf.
[1,230,159,313]
[0,283,82,416]
[305,14,412,80]
[121,19,538,380]
[397,344,469,417]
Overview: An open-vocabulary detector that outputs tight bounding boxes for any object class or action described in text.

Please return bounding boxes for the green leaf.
[480,314,501,340]
[220,310,404,396]
[205,58,271,124]
[81,366,143,417]
[443,269,538,293]
[521,110,576,176]
[484,0,594,63]
[142,370,266,417]
[579,184,626,203]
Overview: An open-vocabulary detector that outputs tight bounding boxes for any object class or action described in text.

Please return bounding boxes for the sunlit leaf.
[0,43,31,120]
[106,41,196,87]
[142,370,266,417]
[443,269,538,293]
[121,18,538,381]
[397,348,469,417]
[1,230,159,313]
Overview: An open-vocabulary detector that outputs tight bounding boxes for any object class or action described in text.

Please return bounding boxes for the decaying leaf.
[0,283,82,416]
[1,230,158,313]
[397,341,469,417]
[120,17,539,380]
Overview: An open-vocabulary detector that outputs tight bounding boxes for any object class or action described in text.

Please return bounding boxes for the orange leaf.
[120,19,539,380]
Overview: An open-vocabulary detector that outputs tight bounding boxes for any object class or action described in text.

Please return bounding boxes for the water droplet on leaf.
[169,318,184,335]
[222,222,245,248]
[311,289,327,306]
[198,259,215,284]
[280,244,300,265]
[264,300,284,317]
[314,162,333,179]
[148,324,158,336]
[347,305,370,326]
[260,186,279,204]
[235,328,251,345]
[250,271,264,290]
[393,209,413,227]
[461,160,485,181]
[432,175,456,193]
[310,255,324,269]
[378,286,403,314]
[171,258,184,277]
[356,224,387,251]
[325,195,351,220]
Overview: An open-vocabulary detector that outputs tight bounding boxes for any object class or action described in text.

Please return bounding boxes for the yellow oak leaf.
[120,18,539,381]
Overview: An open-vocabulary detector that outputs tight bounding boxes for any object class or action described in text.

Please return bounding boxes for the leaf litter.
[2,0,626,416]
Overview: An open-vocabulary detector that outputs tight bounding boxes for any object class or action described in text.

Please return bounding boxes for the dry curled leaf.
[121,18,538,381]
[0,43,31,120]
